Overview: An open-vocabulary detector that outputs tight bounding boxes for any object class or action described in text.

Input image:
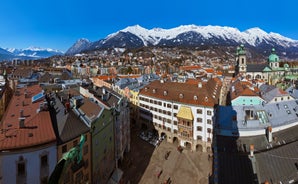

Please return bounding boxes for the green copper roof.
[268,48,279,62]
[263,67,272,72]
[236,44,246,55]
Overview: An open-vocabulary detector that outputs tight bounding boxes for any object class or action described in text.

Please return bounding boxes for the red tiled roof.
[118,75,141,79]
[0,85,56,151]
[216,71,223,75]
[231,81,260,100]
[79,98,102,120]
[94,75,117,81]
[185,79,201,85]
[279,89,288,95]
[180,65,201,71]
[139,78,222,107]
[205,68,214,73]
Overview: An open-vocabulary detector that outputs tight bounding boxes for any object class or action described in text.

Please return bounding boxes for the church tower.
[268,48,279,70]
[236,44,247,75]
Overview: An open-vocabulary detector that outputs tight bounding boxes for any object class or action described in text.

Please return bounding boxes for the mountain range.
[0,47,64,61]
[66,25,298,59]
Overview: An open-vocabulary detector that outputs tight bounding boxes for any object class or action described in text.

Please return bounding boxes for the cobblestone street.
[120,127,212,184]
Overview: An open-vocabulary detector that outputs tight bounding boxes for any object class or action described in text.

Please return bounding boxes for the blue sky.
[0,0,297,52]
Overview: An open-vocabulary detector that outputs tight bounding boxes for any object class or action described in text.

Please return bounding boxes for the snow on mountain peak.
[77,38,90,43]
[109,24,298,48]
[23,46,63,53]
[6,48,17,53]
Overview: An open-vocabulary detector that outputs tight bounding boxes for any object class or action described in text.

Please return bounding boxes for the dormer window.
[153,89,156,93]
[194,95,198,100]
[145,87,148,92]
[164,90,168,96]
[179,93,184,99]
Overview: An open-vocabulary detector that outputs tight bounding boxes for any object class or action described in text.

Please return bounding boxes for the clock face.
[241,67,245,71]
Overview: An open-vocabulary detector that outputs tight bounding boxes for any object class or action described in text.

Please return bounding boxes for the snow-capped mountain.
[0,47,15,61]
[65,38,91,55]
[0,46,64,61]
[110,25,298,48]
[68,25,298,58]
[7,47,64,58]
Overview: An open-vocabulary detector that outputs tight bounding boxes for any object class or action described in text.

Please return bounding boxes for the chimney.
[198,82,202,88]
[266,126,273,143]
[250,144,254,157]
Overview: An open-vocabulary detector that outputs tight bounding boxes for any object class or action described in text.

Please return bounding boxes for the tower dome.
[236,44,246,55]
[268,48,279,62]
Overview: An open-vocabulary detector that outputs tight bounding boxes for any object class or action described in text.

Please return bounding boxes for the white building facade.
[139,79,221,152]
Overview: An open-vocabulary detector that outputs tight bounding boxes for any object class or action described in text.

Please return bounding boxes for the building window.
[17,162,26,176]
[75,171,83,184]
[174,121,178,125]
[174,129,178,134]
[41,155,48,167]
[84,174,89,182]
[84,145,88,155]
[197,118,202,123]
[207,128,212,133]
[73,140,78,147]
[197,109,202,114]
[207,138,211,142]
[241,58,244,64]
[197,136,202,140]
[62,145,67,153]
[207,110,212,116]
[197,126,202,131]
[167,104,171,108]
[207,119,212,124]
[41,177,48,184]
[84,159,89,169]
[174,105,178,110]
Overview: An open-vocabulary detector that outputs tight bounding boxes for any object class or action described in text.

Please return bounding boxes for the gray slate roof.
[51,94,89,144]
[247,64,269,73]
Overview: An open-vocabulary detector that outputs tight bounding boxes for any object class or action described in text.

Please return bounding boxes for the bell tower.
[236,44,247,75]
